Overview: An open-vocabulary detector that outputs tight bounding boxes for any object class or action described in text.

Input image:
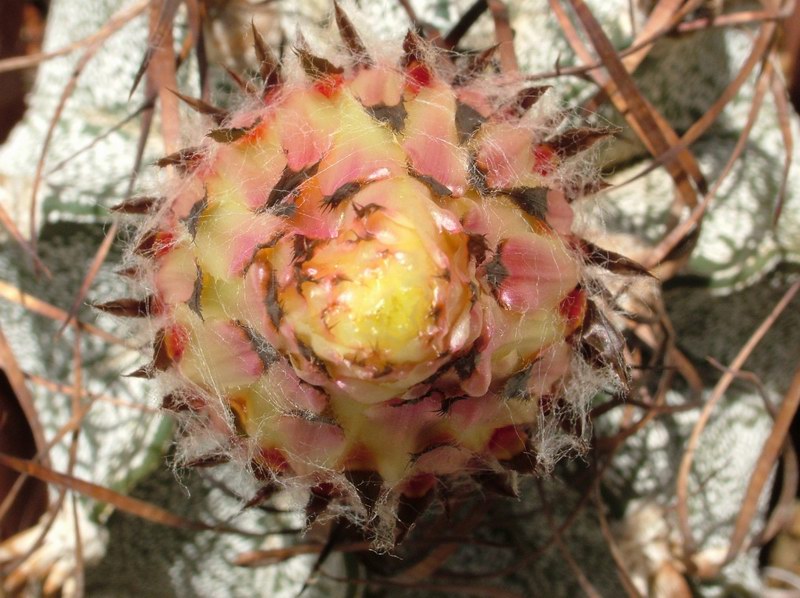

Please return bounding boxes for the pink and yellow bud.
[118,5,633,542]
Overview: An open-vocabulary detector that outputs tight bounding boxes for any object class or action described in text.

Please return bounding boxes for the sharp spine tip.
[395,488,435,544]
[155,147,204,173]
[496,86,551,119]
[91,296,153,317]
[453,45,499,86]
[547,127,617,158]
[243,484,280,509]
[473,469,519,498]
[124,366,154,379]
[293,45,344,79]
[185,454,231,468]
[251,21,281,91]
[344,470,383,515]
[402,30,427,67]
[168,89,228,124]
[223,65,259,96]
[305,484,335,526]
[110,195,162,215]
[115,265,142,279]
[333,1,373,67]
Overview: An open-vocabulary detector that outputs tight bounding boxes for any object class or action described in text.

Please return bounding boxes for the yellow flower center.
[292,217,441,371]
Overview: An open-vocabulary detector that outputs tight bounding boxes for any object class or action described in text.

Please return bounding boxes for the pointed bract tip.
[344,470,383,515]
[251,21,281,91]
[110,195,162,215]
[402,29,427,66]
[579,299,630,389]
[91,296,153,317]
[293,45,344,79]
[132,328,177,378]
[185,454,232,468]
[243,484,280,509]
[395,488,435,544]
[567,178,612,202]
[223,65,259,96]
[547,127,618,159]
[115,265,142,279]
[124,365,155,379]
[496,86,551,119]
[580,240,655,278]
[305,483,335,526]
[207,117,261,144]
[473,469,518,498]
[500,450,538,474]
[453,45,499,86]
[168,89,228,124]
[155,147,204,173]
[333,1,373,66]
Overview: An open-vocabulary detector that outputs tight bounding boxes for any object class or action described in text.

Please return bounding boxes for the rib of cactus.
[106,4,627,541]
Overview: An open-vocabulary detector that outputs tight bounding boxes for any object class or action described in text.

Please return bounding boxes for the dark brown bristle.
[251,21,281,91]
[579,240,654,277]
[128,328,177,380]
[401,30,427,67]
[243,483,280,509]
[155,146,204,173]
[187,264,205,319]
[547,127,616,159]
[503,186,548,219]
[183,193,208,240]
[185,454,232,468]
[351,202,383,219]
[333,0,373,66]
[132,229,163,256]
[127,341,172,377]
[293,45,344,79]
[453,345,479,380]
[126,328,175,378]
[322,180,363,212]
[264,162,320,210]
[503,365,533,401]
[169,89,228,125]
[467,234,489,266]
[410,170,452,197]
[92,297,153,317]
[110,195,163,215]
[453,45,499,86]
[305,484,335,526]
[395,488,435,544]
[455,101,485,143]
[207,118,261,144]
[566,178,612,202]
[365,102,407,131]
[238,322,279,368]
[473,469,518,498]
[223,65,259,96]
[115,265,142,279]
[265,269,283,328]
[500,450,538,474]
[484,246,509,292]
[498,86,551,119]
[160,393,179,411]
[133,230,158,256]
[161,392,198,413]
[344,470,383,515]
[124,366,157,379]
[579,300,629,390]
